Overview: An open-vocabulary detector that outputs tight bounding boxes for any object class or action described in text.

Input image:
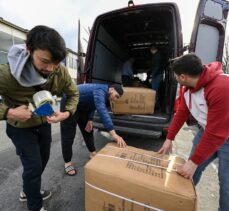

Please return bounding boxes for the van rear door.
[190,0,229,63]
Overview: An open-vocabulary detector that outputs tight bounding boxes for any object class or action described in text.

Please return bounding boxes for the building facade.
[0,18,27,64]
[0,18,78,81]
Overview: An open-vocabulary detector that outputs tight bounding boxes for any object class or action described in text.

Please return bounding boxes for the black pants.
[60,99,96,163]
[6,123,52,211]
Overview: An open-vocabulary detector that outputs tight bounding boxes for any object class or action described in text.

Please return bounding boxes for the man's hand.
[110,130,126,148]
[176,160,198,179]
[85,120,93,132]
[7,105,32,122]
[46,111,70,123]
[158,138,173,154]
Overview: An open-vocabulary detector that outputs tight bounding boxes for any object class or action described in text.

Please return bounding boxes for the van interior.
[91,5,179,117]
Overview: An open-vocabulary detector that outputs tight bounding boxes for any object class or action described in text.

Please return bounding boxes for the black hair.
[26,25,67,63]
[109,84,124,96]
[171,53,203,76]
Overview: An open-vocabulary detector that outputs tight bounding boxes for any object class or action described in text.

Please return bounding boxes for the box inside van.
[80,0,228,138]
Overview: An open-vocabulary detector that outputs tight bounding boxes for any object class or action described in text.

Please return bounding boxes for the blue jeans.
[6,123,52,211]
[190,128,229,211]
[151,74,163,108]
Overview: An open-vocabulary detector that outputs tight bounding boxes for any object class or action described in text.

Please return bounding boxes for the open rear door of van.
[190,0,229,64]
[77,19,86,84]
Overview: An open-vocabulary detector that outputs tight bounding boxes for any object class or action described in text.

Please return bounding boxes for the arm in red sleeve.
[191,81,229,165]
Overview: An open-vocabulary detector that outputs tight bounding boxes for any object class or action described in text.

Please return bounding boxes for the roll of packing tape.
[33,90,55,108]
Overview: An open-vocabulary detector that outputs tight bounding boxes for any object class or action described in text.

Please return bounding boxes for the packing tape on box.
[96,154,178,172]
[33,90,55,108]
[100,145,182,171]
[85,181,163,211]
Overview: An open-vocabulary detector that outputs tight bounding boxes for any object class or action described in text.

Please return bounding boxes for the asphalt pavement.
[0,120,219,211]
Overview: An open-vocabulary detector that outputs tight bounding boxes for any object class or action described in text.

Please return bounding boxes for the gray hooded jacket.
[7,44,47,87]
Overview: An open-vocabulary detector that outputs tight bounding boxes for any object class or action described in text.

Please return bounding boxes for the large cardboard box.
[85,143,197,211]
[110,87,156,115]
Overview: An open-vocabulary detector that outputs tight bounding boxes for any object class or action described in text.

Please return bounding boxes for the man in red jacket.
[158,53,229,211]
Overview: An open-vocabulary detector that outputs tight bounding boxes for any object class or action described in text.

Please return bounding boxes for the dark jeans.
[190,128,229,211]
[6,123,52,211]
[60,100,95,163]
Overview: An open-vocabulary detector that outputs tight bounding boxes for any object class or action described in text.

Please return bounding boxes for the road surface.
[0,121,219,211]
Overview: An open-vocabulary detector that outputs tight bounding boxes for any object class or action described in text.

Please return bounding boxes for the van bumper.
[93,122,162,138]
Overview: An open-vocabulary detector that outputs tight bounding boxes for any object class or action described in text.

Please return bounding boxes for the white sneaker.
[40,207,47,211]
[19,190,52,202]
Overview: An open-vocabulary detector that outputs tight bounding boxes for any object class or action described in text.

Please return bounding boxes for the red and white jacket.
[167,62,229,165]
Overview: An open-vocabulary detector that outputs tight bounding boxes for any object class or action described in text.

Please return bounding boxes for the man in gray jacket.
[0,25,79,211]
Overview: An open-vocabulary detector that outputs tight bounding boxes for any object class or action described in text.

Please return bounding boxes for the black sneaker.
[19,190,52,202]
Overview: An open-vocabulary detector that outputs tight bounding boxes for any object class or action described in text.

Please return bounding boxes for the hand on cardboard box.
[176,160,198,180]
[109,130,127,148]
[158,138,173,154]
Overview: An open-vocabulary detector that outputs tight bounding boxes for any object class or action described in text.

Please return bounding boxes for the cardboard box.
[110,87,156,115]
[85,143,197,211]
